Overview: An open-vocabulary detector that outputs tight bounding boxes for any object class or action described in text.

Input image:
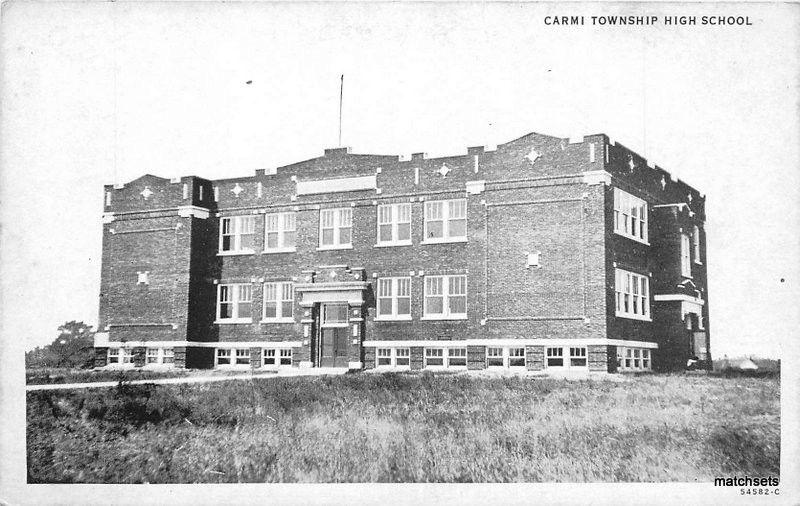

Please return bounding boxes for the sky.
[1,1,798,360]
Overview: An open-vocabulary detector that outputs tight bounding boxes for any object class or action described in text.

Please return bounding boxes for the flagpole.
[338,74,344,147]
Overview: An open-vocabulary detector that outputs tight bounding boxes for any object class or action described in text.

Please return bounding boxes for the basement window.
[424,348,444,367]
[216,349,231,366]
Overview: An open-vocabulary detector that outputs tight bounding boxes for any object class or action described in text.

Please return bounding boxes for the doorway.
[317,303,349,367]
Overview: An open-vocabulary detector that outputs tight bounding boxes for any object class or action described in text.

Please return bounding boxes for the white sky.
[1,2,798,359]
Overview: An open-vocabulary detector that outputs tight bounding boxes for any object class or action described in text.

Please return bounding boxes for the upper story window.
[615,268,650,320]
[377,203,412,246]
[423,274,467,319]
[613,188,648,244]
[319,208,352,249]
[265,212,296,252]
[424,199,467,243]
[220,216,255,254]
[693,225,702,264]
[681,233,692,277]
[217,283,252,323]
[376,277,411,320]
[262,282,294,322]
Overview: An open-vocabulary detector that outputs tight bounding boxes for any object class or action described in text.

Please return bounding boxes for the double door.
[317,303,350,368]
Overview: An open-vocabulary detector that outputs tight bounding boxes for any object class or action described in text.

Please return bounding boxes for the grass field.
[26,372,779,483]
[25,367,278,385]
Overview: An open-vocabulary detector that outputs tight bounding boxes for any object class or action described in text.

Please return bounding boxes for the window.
[163,348,175,364]
[319,208,352,248]
[618,347,652,371]
[547,347,587,369]
[681,233,692,277]
[377,203,412,245]
[146,348,160,364]
[235,348,251,365]
[107,348,119,364]
[486,347,526,368]
[216,348,231,365]
[613,188,648,243]
[217,284,253,322]
[448,348,467,367]
[424,199,467,242]
[615,269,650,320]
[424,348,444,367]
[693,226,702,264]
[377,348,392,366]
[280,349,292,366]
[263,282,294,321]
[376,348,411,368]
[219,216,256,253]
[377,277,411,319]
[120,348,133,364]
[423,275,467,319]
[570,347,587,367]
[263,348,290,366]
[264,349,276,366]
[264,212,296,252]
[546,347,564,367]
[322,303,348,326]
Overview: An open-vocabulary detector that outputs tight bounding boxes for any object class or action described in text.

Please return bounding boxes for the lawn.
[26,372,780,483]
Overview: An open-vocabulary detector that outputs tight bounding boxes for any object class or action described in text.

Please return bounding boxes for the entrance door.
[318,303,349,367]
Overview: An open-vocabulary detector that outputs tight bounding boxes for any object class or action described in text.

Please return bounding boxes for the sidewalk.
[26,367,349,391]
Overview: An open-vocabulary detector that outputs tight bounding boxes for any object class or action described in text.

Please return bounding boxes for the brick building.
[94,131,711,373]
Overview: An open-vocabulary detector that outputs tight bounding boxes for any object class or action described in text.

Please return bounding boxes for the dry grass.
[26,372,779,483]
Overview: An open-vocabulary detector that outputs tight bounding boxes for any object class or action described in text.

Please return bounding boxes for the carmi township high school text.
[544,15,753,26]
[94,131,711,374]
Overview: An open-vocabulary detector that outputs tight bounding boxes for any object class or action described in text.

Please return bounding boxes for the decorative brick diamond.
[231,183,243,196]
[140,186,153,200]
[438,164,451,177]
[525,148,539,165]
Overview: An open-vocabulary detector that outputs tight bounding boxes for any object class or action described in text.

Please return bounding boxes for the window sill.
[613,231,650,246]
[420,315,468,321]
[374,241,413,248]
[374,365,411,371]
[374,316,412,322]
[217,250,256,257]
[215,319,253,324]
[262,248,297,254]
[694,261,703,265]
[420,237,468,245]
[614,313,652,322]
[260,318,295,324]
[316,245,354,251]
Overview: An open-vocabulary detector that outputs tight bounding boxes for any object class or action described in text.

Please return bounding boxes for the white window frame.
[146,347,161,364]
[318,207,353,250]
[446,347,468,368]
[614,269,650,321]
[681,233,692,277]
[219,215,256,255]
[422,274,467,320]
[216,348,232,366]
[375,347,411,370]
[264,212,297,253]
[486,347,527,368]
[693,225,702,265]
[107,347,121,365]
[216,283,253,323]
[613,188,648,244]
[424,348,445,368]
[262,282,294,323]
[423,199,467,244]
[545,346,587,370]
[376,203,412,246]
[618,347,652,372]
[376,277,412,321]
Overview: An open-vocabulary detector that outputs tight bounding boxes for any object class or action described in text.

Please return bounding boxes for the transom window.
[217,284,253,322]
[424,199,467,242]
[618,347,652,371]
[377,277,411,319]
[375,348,411,368]
[615,269,650,320]
[424,275,467,319]
[681,233,692,277]
[613,188,648,243]
[322,303,349,326]
[264,212,296,252]
[319,208,352,248]
[486,347,526,368]
[263,282,294,321]
[220,216,256,253]
[546,347,587,369]
[377,203,412,245]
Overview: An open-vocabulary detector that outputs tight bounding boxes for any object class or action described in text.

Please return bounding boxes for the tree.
[25,321,96,369]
